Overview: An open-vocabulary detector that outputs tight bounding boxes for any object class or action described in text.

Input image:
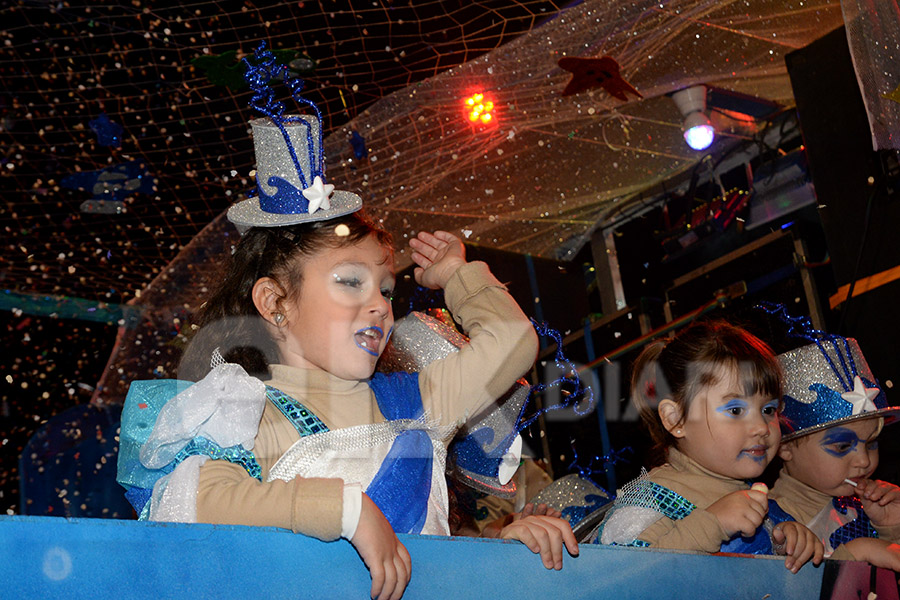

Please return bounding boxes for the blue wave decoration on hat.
[257,176,310,214]
[781,378,887,436]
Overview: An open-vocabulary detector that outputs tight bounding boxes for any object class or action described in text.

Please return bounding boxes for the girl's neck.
[267,363,367,390]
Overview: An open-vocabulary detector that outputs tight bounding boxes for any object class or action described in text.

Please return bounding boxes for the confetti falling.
[0,0,851,517]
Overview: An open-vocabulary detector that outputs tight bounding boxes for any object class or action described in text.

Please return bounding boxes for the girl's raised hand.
[409,231,466,290]
[351,493,412,600]
[499,515,579,570]
[856,478,900,528]
[707,489,768,538]
[771,521,824,573]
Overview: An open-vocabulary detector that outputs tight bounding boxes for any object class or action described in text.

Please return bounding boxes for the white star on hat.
[302,176,334,213]
[841,375,879,415]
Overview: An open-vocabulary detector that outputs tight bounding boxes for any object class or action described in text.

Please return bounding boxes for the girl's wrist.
[437,258,467,288]
[341,483,363,540]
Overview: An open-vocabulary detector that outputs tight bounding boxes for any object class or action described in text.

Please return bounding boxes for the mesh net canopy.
[2,0,852,407]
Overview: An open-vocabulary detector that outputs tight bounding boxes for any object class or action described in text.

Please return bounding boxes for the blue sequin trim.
[174,436,262,481]
[644,482,696,521]
[830,496,877,549]
[266,386,329,437]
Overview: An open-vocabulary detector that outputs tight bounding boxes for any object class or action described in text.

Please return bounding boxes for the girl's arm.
[196,459,345,539]
[409,231,539,425]
[610,488,767,553]
[840,538,900,572]
[627,508,732,552]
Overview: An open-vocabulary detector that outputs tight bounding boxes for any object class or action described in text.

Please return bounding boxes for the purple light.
[684,124,715,150]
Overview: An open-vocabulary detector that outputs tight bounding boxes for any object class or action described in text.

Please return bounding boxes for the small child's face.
[779,418,880,497]
[278,234,395,379]
[676,366,782,480]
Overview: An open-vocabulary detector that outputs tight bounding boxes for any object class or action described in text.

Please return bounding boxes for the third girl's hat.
[778,336,900,441]
[226,43,361,233]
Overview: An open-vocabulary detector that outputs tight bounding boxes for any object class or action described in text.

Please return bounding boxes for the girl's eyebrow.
[715,398,748,412]
[820,428,859,445]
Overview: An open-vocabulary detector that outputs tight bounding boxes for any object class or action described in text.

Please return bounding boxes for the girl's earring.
[273,312,285,326]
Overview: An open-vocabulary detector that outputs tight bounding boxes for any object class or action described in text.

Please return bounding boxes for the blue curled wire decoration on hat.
[756,302,858,392]
[567,442,632,489]
[243,42,325,190]
[516,319,597,432]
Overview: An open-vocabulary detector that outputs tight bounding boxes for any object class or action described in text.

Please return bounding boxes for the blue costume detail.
[594,480,696,547]
[266,386,328,436]
[365,371,433,534]
[173,436,263,481]
[561,493,612,527]
[117,370,433,533]
[830,496,877,548]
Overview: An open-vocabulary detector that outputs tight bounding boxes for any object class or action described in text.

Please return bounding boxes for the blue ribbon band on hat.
[258,175,311,214]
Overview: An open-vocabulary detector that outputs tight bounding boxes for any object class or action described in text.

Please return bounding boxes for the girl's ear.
[658,399,685,438]
[252,277,286,326]
[778,442,794,462]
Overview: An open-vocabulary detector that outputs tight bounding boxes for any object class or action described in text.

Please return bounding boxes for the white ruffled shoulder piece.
[597,469,668,545]
[138,362,266,524]
[140,362,267,469]
[268,416,455,535]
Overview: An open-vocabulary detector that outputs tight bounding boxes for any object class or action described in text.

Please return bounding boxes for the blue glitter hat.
[227,42,361,233]
[778,337,899,441]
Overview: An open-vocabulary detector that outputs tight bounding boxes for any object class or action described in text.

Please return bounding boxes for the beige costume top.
[599,448,746,552]
[770,469,900,560]
[194,261,538,540]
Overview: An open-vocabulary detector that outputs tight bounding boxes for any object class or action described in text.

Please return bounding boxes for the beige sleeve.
[874,522,900,543]
[637,508,730,552]
[196,460,345,541]
[419,261,539,426]
[829,543,858,560]
[194,403,346,541]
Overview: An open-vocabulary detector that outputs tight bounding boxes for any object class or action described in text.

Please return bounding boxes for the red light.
[464,92,495,125]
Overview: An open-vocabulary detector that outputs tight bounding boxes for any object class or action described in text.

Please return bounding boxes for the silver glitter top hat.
[779,337,900,441]
[226,42,361,233]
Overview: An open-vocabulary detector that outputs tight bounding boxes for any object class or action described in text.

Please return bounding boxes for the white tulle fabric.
[140,363,267,522]
[149,455,209,523]
[268,417,455,535]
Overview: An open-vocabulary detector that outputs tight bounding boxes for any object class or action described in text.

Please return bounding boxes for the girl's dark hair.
[630,319,782,463]
[178,210,392,381]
